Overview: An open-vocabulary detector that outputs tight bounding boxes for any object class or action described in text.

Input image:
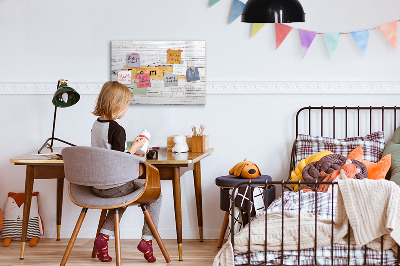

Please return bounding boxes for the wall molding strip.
[0,81,399,95]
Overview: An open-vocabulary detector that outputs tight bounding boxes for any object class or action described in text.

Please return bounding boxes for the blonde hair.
[93,81,133,120]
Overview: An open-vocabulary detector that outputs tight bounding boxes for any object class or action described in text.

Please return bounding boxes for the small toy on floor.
[1,192,44,247]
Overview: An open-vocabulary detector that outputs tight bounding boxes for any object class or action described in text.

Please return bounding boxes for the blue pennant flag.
[323,33,341,58]
[209,0,220,7]
[229,0,245,23]
[351,29,371,55]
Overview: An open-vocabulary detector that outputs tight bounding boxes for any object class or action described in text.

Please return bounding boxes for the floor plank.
[0,239,221,265]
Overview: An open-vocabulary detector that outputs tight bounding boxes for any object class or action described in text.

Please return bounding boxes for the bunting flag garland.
[323,33,341,58]
[229,0,245,24]
[378,21,398,50]
[351,29,370,55]
[275,23,293,49]
[209,0,220,7]
[251,23,266,38]
[298,30,317,58]
[208,6,400,57]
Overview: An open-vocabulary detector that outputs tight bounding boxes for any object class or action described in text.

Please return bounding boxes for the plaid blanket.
[234,191,397,265]
[235,244,397,265]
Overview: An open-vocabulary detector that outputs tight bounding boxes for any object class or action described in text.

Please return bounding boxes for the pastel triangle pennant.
[209,0,220,7]
[378,21,398,50]
[323,33,341,58]
[298,29,317,58]
[275,23,293,49]
[351,29,370,55]
[229,0,245,24]
[251,23,266,38]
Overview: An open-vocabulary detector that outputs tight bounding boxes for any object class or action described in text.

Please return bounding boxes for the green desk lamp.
[38,79,80,154]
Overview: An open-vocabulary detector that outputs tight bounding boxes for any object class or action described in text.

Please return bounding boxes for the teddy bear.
[229,159,261,179]
[1,192,44,247]
[172,135,189,153]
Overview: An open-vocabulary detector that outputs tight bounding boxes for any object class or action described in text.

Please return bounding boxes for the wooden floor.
[0,239,221,265]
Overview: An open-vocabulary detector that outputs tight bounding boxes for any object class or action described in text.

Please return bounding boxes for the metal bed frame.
[230,106,400,266]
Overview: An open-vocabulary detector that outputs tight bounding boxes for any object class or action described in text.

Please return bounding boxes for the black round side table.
[215,175,275,248]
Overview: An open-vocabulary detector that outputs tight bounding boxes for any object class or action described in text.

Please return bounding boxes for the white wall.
[1,0,400,239]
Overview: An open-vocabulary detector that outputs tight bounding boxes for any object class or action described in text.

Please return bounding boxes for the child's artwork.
[164,73,178,87]
[173,63,187,76]
[186,67,200,82]
[166,49,182,64]
[136,73,151,88]
[126,53,140,67]
[118,70,132,85]
[111,41,206,105]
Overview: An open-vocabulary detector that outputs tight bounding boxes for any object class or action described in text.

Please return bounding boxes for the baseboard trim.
[1,81,399,95]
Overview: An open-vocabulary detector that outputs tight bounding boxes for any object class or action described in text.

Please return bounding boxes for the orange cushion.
[347,146,391,180]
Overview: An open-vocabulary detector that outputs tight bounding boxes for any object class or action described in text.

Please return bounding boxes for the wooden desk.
[10,147,213,261]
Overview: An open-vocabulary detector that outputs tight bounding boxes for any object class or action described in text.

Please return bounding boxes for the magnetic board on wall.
[111,41,206,105]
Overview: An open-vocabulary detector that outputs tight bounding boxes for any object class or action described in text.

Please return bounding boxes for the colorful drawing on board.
[164,73,178,87]
[118,70,132,85]
[186,67,200,82]
[167,49,182,64]
[126,53,140,67]
[173,63,187,76]
[136,73,151,88]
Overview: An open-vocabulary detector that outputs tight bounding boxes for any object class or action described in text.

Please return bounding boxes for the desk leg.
[193,161,203,242]
[56,178,64,241]
[172,167,183,261]
[20,165,34,259]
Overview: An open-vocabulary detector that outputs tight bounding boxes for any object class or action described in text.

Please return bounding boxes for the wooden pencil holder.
[191,135,209,153]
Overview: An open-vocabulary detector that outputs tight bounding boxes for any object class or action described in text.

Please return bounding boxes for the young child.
[91,81,162,263]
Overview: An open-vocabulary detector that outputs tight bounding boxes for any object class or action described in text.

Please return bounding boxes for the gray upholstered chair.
[60,146,171,265]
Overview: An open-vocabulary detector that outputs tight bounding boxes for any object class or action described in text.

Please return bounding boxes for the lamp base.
[38,137,76,154]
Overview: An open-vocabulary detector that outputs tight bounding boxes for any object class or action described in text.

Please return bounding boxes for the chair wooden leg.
[217,211,230,248]
[91,209,108,258]
[141,205,171,263]
[60,208,88,266]
[114,210,121,266]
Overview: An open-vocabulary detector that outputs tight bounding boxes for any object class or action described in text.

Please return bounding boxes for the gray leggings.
[92,180,162,240]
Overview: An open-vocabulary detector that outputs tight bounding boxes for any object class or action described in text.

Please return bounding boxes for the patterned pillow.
[294,131,385,166]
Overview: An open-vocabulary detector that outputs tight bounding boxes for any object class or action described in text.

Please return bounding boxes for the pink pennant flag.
[298,29,318,58]
[275,24,293,49]
[378,21,398,50]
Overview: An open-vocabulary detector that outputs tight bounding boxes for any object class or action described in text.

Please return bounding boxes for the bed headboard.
[290,106,400,179]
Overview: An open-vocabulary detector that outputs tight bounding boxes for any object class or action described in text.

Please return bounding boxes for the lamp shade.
[241,0,305,23]
[52,84,80,108]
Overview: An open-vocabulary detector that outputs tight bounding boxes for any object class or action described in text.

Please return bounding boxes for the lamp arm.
[50,105,57,148]
[50,79,61,148]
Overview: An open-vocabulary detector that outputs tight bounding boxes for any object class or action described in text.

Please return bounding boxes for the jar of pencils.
[191,124,208,152]
[191,135,209,152]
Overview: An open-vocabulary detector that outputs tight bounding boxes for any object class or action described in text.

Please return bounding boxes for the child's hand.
[129,137,147,155]
[134,149,149,157]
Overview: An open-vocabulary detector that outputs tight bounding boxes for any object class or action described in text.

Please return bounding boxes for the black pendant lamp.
[242,0,305,23]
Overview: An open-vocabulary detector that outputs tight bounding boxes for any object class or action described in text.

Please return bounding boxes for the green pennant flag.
[209,0,220,7]
[323,33,341,58]
[251,23,266,38]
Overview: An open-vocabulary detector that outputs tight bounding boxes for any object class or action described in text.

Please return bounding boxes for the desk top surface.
[10,147,214,166]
